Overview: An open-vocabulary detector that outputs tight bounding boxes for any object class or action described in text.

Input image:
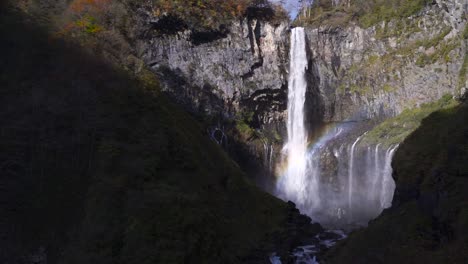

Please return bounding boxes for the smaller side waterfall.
[336,137,398,226]
[277,123,399,228]
[371,143,382,199]
[380,145,398,208]
[263,143,275,173]
[347,135,363,215]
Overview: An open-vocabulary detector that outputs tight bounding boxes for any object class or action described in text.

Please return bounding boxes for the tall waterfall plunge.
[276,28,397,229]
[277,28,320,210]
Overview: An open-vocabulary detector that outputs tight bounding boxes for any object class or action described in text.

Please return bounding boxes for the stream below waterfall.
[270,229,347,264]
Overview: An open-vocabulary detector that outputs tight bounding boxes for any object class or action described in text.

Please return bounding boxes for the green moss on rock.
[458,52,468,92]
[296,0,431,28]
[362,94,458,147]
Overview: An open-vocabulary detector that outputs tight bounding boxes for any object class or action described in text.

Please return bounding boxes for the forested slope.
[0,5,302,263]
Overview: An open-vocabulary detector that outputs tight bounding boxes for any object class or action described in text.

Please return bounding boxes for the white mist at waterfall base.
[275,27,398,229]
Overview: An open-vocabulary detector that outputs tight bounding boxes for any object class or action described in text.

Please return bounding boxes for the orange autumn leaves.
[69,0,111,15]
[56,0,286,38]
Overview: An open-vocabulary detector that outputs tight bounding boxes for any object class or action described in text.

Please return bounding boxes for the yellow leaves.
[57,15,102,35]
[75,18,87,27]
[196,0,207,9]
[85,23,103,34]
[59,0,109,36]
[154,8,161,17]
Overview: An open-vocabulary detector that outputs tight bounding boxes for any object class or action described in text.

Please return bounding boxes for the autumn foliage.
[69,0,111,14]
[152,0,286,30]
[58,0,113,36]
[56,0,287,38]
[153,0,251,17]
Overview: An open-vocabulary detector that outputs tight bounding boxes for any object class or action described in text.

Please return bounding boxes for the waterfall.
[264,143,270,168]
[371,143,381,200]
[347,135,362,214]
[340,139,399,226]
[277,27,313,206]
[380,145,398,208]
[275,27,398,229]
[269,145,274,172]
[263,143,275,173]
[277,124,399,228]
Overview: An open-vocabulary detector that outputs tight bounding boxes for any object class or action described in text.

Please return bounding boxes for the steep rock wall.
[139,16,290,126]
[133,0,467,195]
[304,0,467,122]
[275,0,468,228]
[135,0,467,139]
[132,10,291,185]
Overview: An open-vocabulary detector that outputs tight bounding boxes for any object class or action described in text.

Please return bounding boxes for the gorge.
[1,0,468,263]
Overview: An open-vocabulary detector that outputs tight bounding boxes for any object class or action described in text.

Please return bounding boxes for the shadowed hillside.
[0,6,311,263]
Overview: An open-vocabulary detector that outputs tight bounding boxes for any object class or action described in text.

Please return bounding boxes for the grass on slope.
[295,0,431,28]
[362,94,458,147]
[0,7,288,264]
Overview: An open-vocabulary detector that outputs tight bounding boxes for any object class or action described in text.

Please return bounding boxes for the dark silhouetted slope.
[0,7,302,263]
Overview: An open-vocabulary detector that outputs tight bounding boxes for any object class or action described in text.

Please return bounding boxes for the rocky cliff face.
[132,1,467,203]
[132,10,291,185]
[303,0,467,123]
[136,0,467,164]
[139,14,290,125]
[275,0,467,229]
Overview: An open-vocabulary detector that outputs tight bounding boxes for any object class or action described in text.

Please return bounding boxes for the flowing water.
[272,27,399,263]
[277,27,319,209]
[269,229,346,264]
[347,134,362,217]
[276,27,398,229]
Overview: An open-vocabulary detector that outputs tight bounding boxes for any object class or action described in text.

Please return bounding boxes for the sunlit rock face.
[135,0,467,229]
[140,16,290,123]
[302,0,467,123]
[135,13,292,183]
[272,0,467,229]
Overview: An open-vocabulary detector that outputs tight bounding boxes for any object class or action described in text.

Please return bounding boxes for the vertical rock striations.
[134,11,291,182]
[302,0,467,122]
[140,16,290,123]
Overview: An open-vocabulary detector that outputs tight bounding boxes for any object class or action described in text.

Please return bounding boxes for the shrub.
[296,0,432,28]
[463,25,468,39]
[151,0,287,32]
[458,53,468,91]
